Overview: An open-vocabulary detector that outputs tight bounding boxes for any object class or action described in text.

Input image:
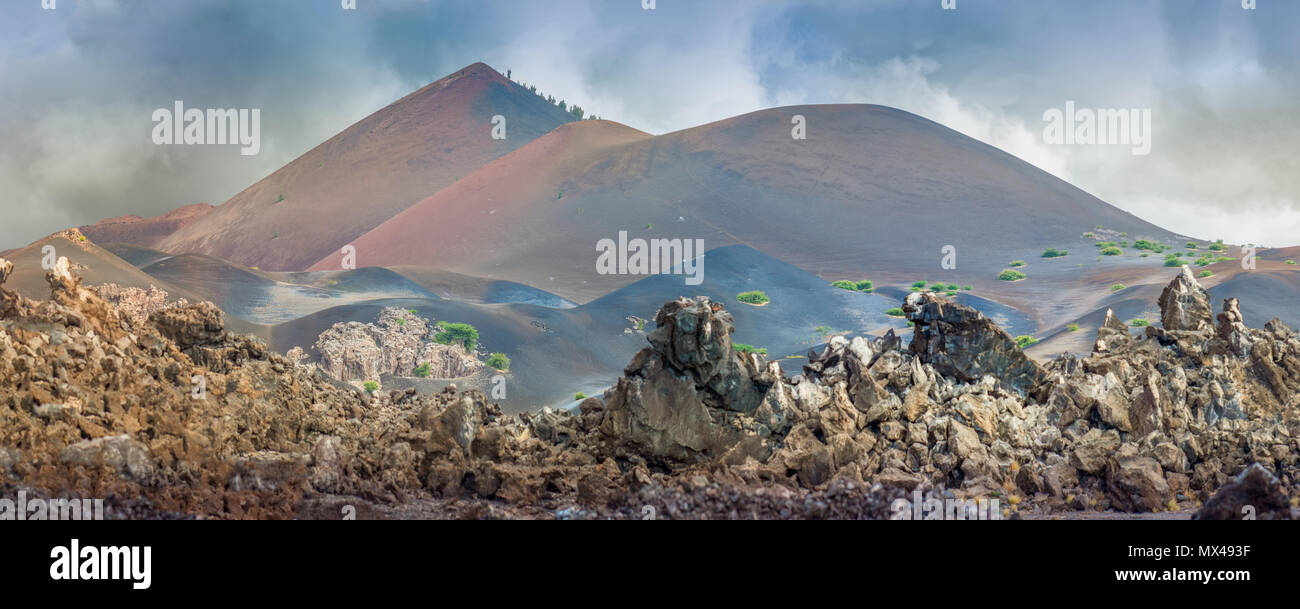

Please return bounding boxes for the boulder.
[1157,265,1213,332]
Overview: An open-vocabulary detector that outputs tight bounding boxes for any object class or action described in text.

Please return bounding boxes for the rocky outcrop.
[1193,463,1294,520]
[92,283,189,326]
[2,256,1297,519]
[600,297,791,465]
[904,292,1044,395]
[590,270,1300,514]
[1157,265,1214,332]
[314,307,481,382]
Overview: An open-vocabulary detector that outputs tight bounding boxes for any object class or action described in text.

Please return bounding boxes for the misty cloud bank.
[1,0,1296,249]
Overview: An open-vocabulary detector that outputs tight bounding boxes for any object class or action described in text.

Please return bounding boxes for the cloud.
[1,0,1297,249]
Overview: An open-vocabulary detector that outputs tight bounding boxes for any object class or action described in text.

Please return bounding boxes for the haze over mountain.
[156,63,578,271]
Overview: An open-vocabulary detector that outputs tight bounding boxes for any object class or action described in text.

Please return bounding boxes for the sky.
[2,0,1298,250]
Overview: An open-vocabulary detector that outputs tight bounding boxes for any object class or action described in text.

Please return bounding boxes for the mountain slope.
[156,62,578,271]
[311,104,1187,303]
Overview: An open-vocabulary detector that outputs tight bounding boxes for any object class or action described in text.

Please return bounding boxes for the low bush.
[1014,335,1038,348]
[998,269,1026,281]
[734,343,767,355]
[737,291,769,305]
[485,352,510,371]
[1042,248,1068,258]
[434,322,479,351]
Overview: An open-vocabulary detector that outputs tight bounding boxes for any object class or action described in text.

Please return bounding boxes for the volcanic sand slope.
[312,104,1188,304]
[135,253,442,325]
[78,203,213,248]
[156,62,578,271]
[388,266,578,308]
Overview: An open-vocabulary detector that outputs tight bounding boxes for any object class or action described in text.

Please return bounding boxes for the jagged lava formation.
[0,258,1294,518]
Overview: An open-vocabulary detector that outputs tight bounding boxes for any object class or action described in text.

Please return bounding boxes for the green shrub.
[434,322,479,351]
[1186,242,1197,249]
[998,269,1026,281]
[1111,283,1126,291]
[1287,260,1297,265]
[1042,248,1068,258]
[363,381,379,394]
[854,280,874,292]
[1100,247,1122,256]
[1163,258,1182,267]
[911,281,927,288]
[1130,319,1150,327]
[1014,335,1038,348]
[885,308,905,317]
[1083,232,1096,239]
[1198,270,1213,278]
[413,362,431,378]
[1133,239,1161,251]
[733,343,767,355]
[485,352,510,371]
[1009,260,1027,267]
[736,291,769,305]
[962,285,972,291]
[1066,323,1080,332]
[397,317,406,326]
[831,280,856,291]
[945,290,958,296]
[574,392,588,400]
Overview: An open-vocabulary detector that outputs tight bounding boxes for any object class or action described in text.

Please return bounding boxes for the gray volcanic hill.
[138,253,441,325]
[156,62,578,271]
[313,104,1188,303]
[389,266,577,308]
